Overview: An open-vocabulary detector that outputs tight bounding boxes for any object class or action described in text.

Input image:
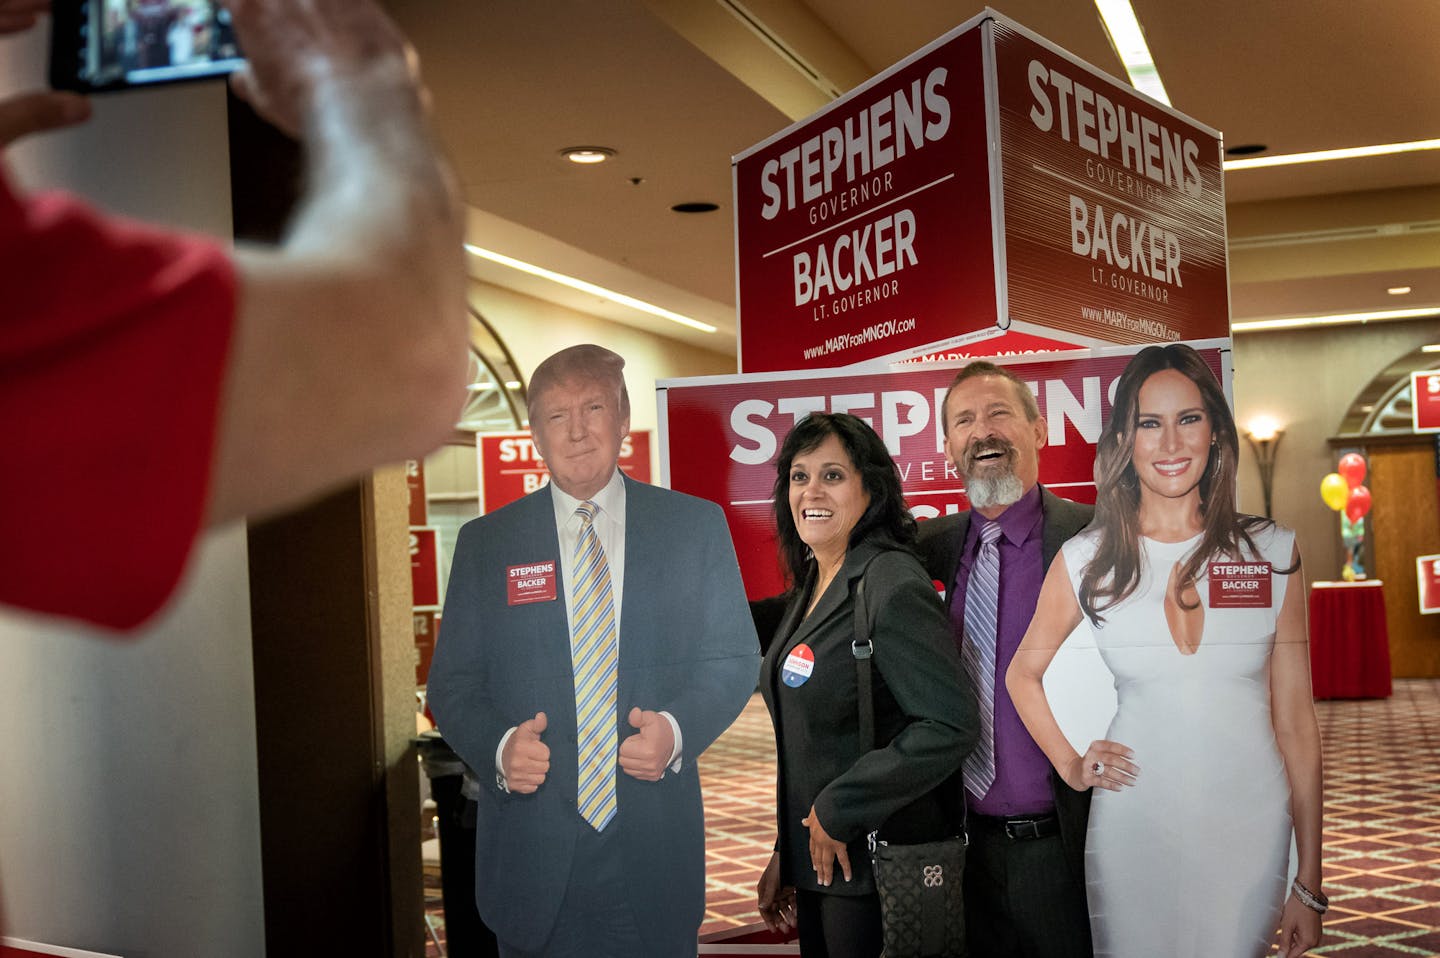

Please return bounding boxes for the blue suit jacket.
[427,475,760,951]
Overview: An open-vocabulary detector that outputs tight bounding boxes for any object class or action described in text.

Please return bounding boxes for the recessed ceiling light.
[671,202,720,213]
[1224,137,1440,171]
[1423,345,1440,354]
[1225,144,1267,157]
[560,146,616,165]
[1388,286,1412,295]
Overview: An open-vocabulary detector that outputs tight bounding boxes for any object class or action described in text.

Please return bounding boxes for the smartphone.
[49,0,244,93]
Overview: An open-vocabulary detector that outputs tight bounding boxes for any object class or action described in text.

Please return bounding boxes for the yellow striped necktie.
[571,500,618,830]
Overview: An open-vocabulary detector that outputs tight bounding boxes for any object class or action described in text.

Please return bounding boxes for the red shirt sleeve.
[0,167,238,630]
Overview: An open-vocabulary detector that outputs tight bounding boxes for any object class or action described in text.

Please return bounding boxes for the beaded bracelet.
[1292,878,1329,915]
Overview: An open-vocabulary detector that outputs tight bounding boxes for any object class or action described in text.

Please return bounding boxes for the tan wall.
[1231,316,1440,593]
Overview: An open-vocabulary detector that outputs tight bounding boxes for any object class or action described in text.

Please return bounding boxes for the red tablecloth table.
[1309,580,1392,699]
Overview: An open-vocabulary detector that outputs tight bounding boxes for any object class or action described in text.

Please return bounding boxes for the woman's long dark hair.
[1080,344,1282,625]
[771,412,916,588]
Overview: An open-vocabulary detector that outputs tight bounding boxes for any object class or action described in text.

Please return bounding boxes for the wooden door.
[1367,441,1440,676]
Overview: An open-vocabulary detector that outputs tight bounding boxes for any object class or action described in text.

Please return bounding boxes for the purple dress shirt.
[953,483,1055,816]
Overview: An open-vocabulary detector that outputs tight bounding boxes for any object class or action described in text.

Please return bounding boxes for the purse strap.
[851,552,884,752]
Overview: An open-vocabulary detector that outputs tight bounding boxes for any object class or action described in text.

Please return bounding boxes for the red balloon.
[1338,453,1367,489]
[1345,485,1372,523]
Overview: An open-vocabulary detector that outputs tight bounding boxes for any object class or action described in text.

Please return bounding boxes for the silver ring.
[1091,761,1105,777]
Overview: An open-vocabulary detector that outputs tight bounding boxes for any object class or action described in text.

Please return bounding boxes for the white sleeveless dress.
[1061,523,1295,957]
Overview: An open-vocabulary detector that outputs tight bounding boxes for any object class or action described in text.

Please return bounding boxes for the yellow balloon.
[1320,473,1348,511]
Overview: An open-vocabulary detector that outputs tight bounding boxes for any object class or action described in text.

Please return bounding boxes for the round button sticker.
[782,643,815,687]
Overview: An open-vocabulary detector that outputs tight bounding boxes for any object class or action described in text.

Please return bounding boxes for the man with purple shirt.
[917,361,1094,957]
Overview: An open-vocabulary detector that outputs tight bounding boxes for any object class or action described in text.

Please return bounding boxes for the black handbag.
[852,559,967,958]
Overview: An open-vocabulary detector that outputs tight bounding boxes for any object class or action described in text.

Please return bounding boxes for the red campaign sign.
[732,15,997,372]
[994,21,1228,346]
[1411,370,1440,433]
[476,430,652,515]
[405,458,428,526]
[1418,554,1440,615]
[1207,561,1273,609]
[659,342,1228,598]
[507,561,558,606]
[731,13,1230,375]
[414,610,437,686]
[410,526,442,610]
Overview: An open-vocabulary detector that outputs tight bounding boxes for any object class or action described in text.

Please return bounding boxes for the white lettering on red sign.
[1069,196,1182,288]
[793,209,919,306]
[1207,561,1272,609]
[728,376,1110,464]
[497,437,541,463]
[1028,59,1201,199]
[759,66,952,220]
[507,561,558,605]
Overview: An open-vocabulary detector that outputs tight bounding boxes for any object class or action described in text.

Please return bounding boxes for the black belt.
[969,813,1060,841]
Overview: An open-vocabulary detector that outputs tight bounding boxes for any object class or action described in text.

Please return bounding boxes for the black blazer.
[760,537,979,896]
[915,486,1095,885]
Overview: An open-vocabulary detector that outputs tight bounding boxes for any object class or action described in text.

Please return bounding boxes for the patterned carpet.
[426,680,1440,955]
[1310,681,1440,955]
[696,693,782,936]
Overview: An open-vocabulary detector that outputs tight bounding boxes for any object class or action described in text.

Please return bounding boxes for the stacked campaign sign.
[733,19,1000,372]
[731,9,1228,373]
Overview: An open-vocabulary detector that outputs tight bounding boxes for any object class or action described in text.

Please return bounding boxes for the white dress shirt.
[495,470,683,787]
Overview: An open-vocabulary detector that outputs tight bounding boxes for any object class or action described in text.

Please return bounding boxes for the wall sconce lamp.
[1244,417,1284,518]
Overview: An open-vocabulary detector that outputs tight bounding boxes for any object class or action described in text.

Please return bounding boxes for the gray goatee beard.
[962,438,1026,511]
[964,470,1025,511]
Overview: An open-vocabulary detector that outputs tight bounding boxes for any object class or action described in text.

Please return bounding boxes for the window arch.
[1335,344,1439,437]
[420,305,529,598]
[457,305,529,433]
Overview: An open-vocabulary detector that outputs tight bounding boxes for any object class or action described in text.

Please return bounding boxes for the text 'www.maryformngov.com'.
[802,317,917,361]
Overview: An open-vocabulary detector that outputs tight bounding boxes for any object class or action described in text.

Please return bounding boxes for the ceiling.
[388,0,1440,357]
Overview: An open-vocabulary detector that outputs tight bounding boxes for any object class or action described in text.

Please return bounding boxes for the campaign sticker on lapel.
[782,643,816,688]
[1208,560,1273,609]
[507,561,557,605]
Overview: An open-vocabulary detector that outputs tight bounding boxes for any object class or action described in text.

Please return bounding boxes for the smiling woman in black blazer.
[756,412,978,958]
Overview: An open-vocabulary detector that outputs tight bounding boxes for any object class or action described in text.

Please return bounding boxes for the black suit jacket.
[760,538,979,896]
[915,486,1095,885]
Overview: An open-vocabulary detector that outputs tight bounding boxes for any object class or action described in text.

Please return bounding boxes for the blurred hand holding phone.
[50,0,244,93]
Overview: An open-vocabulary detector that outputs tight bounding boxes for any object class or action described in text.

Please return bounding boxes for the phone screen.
[51,0,244,93]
